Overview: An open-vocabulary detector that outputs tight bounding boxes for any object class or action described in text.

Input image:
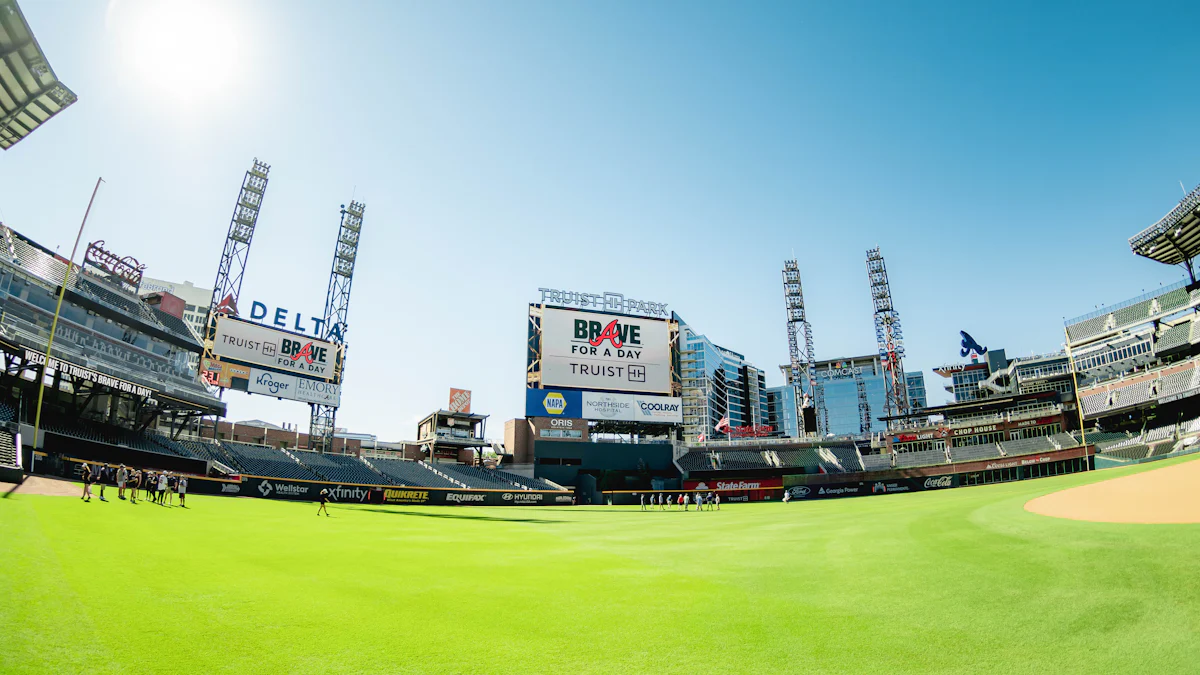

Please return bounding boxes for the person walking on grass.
[317,488,331,516]
[80,462,93,502]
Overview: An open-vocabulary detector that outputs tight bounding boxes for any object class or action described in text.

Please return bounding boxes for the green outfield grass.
[3,456,1199,674]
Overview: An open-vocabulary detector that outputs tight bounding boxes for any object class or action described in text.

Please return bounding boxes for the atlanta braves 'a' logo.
[960,331,987,358]
[588,319,624,349]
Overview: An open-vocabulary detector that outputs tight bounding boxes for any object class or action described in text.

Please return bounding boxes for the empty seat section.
[294,451,383,484]
[220,442,322,481]
[369,457,458,488]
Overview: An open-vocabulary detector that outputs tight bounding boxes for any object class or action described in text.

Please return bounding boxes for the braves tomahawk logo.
[959,331,987,358]
[588,319,624,349]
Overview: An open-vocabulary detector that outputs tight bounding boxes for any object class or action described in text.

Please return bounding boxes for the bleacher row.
[1080,359,1200,417]
[678,433,1085,473]
[39,420,561,491]
[1091,416,1200,461]
[1065,284,1198,343]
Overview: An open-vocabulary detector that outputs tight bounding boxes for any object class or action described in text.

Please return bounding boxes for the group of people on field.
[638,491,719,511]
[79,462,188,507]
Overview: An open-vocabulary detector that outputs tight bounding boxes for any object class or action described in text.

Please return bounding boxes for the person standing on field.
[177,475,187,508]
[129,468,141,504]
[157,471,168,505]
[116,465,128,501]
[639,493,646,511]
[715,492,720,511]
[80,462,93,502]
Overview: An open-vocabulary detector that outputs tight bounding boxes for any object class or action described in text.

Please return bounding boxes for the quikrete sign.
[213,317,339,381]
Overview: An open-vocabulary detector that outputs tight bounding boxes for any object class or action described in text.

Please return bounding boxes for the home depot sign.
[449,388,472,414]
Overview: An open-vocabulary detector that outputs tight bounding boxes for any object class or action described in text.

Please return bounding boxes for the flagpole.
[32,177,104,450]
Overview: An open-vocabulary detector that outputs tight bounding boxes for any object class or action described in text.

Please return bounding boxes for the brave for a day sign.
[540,308,670,394]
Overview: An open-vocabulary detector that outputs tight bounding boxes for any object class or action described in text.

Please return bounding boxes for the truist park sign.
[539,288,669,318]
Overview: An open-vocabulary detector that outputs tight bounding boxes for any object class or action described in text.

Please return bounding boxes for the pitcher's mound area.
[1026,456,1200,524]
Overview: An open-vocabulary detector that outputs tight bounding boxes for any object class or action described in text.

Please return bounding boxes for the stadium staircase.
[417,461,468,488]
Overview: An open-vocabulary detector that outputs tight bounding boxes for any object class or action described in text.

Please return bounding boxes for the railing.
[1129,182,1200,250]
[1065,279,1190,326]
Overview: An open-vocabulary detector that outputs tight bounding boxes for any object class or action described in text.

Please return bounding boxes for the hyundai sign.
[247,368,341,406]
[213,317,340,381]
[540,307,671,394]
[525,388,681,424]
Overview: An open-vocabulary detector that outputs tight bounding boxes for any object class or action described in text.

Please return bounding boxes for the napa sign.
[247,301,344,342]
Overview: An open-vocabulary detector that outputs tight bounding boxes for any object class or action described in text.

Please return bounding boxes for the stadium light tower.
[856,373,871,434]
[201,159,270,366]
[309,200,365,453]
[866,247,909,421]
[782,260,824,435]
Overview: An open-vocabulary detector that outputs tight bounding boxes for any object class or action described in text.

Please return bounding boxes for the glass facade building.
[765,384,799,437]
[677,315,769,441]
[906,372,927,410]
[799,355,891,436]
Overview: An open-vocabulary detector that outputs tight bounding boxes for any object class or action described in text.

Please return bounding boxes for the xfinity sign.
[539,288,669,318]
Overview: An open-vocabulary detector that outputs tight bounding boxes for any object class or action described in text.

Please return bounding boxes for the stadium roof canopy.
[0,0,77,150]
[1129,183,1200,281]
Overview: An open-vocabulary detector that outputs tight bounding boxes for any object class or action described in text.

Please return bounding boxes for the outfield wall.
[34,454,573,506]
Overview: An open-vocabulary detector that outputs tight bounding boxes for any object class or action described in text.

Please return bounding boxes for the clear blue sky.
[1,0,1195,440]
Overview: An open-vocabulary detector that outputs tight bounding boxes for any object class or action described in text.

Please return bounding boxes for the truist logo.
[574,318,642,349]
[960,331,988,358]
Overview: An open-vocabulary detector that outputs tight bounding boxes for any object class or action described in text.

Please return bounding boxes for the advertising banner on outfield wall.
[247,368,342,406]
[783,475,959,501]
[213,317,339,381]
[525,388,682,424]
[188,476,574,506]
[539,307,672,394]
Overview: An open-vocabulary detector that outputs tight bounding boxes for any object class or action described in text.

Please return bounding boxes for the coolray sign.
[540,308,671,394]
[538,288,669,318]
[213,317,339,380]
[246,301,344,342]
[247,368,341,406]
[23,349,154,398]
[525,388,682,423]
[581,392,683,423]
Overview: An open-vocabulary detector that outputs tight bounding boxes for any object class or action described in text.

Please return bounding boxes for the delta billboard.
[540,307,671,394]
[213,317,340,382]
[246,368,342,406]
[524,388,682,424]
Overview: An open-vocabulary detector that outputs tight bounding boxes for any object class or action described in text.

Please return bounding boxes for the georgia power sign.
[540,307,670,394]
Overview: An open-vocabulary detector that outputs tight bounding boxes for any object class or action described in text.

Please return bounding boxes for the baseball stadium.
[3,1,1200,673]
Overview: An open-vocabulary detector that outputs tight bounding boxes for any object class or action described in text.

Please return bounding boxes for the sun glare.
[107,0,245,107]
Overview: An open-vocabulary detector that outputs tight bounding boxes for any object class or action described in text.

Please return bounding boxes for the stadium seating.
[494,470,561,491]
[1102,444,1150,461]
[1155,320,1192,353]
[368,457,459,488]
[998,436,1055,457]
[893,448,948,468]
[1066,284,1197,343]
[0,400,16,422]
[0,429,17,468]
[677,451,718,471]
[861,453,891,471]
[220,441,323,481]
[820,445,864,473]
[775,448,824,472]
[718,450,772,470]
[434,463,521,490]
[947,443,1001,463]
[292,451,383,484]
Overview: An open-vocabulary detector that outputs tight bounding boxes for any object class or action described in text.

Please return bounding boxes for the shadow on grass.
[355,508,565,524]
